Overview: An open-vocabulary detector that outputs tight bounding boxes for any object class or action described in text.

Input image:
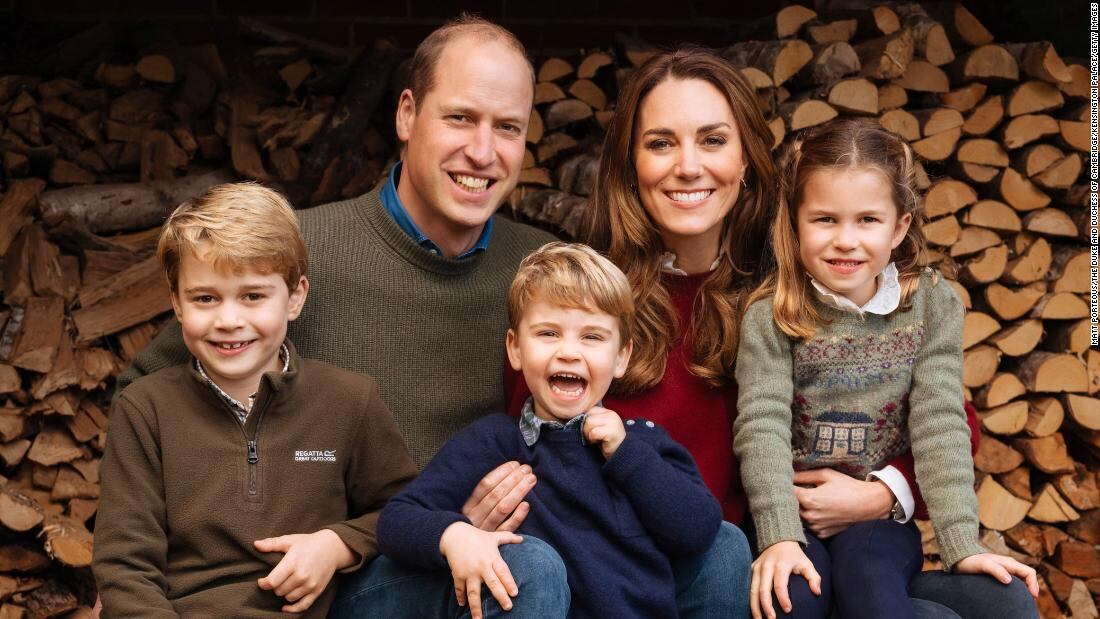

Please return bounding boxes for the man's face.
[395,36,534,255]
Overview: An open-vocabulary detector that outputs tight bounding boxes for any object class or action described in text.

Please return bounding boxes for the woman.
[583,47,1035,619]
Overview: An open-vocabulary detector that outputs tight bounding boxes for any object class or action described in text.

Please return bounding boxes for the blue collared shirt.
[518,397,589,447]
[380,161,493,259]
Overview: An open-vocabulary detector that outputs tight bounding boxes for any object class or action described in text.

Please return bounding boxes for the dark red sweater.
[508,272,980,524]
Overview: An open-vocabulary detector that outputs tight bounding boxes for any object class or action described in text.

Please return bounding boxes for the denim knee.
[674,521,753,619]
[493,536,569,619]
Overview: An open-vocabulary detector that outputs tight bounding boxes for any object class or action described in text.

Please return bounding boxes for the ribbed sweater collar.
[353,184,489,276]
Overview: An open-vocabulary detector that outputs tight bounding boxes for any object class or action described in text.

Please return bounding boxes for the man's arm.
[92,394,178,618]
[114,320,191,404]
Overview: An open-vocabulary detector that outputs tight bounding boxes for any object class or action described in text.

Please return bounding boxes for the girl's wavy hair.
[584,46,778,393]
[751,117,929,340]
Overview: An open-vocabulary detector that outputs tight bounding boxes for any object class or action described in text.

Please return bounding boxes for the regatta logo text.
[294,450,336,462]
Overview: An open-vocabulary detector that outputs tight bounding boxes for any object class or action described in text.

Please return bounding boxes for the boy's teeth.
[452,174,490,192]
[669,190,711,203]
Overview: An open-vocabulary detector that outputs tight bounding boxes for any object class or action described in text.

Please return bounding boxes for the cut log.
[1045,319,1092,355]
[1067,509,1100,544]
[892,60,949,92]
[1001,114,1060,149]
[7,297,64,374]
[0,440,31,468]
[576,51,613,80]
[924,179,977,217]
[534,82,565,105]
[1064,394,1100,431]
[956,138,1008,167]
[962,199,1020,233]
[545,99,593,131]
[959,244,1007,285]
[1014,433,1076,474]
[926,3,993,48]
[1012,143,1064,178]
[962,95,1004,136]
[911,126,959,161]
[922,215,960,247]
[798,42,860,86]
[537,58,573,83]
[777,4,817,38]
[913,107,963,136]
[1006,80,1065,116]
[1002,236,1051,285]
[1028,483,1079,523]
[962,344,1001,388]
[823,78,878,115]
[988,318,1042,357]
[1031,292,1089,320]
[1057,119,1089,153]
[976,475,1031,531]
[527,109,544,144]
[1032,153,1081,190]
[1017,352,1089,394]
[855,29,914,80]
[723,40,813,86]
[0,489,43,532]
[779,98,838,130]
[568,79,607,111]
[984,281,1047,321]
[980,400,1028,435]
[1005,522,1045,556]
[949,44,1019,83]
[25,426,82,467]
[806,19,857,45]
[892,3,954,66]
[1005,41,1072,84]
[72,256,173,343]
[878,83,908,110]
[938,82,987,112]
[536,132,578,163]
[962,311,1000,349]
[1054,469,1100,511]
[879,108,920,140]
[975,372,1027,408]
[40,514,93,568]
[1058,63,1090,99]
[975,434,1025,473]
[995,168,1051,212]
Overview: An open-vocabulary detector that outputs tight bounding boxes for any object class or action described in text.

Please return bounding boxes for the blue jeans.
[329,536,569,619]
[331,523,753,617]
[909,571,1038,619]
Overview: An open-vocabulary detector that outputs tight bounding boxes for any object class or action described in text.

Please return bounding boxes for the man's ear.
[287,276,310,321]
[395,89,417,143]
[505,329,523,372]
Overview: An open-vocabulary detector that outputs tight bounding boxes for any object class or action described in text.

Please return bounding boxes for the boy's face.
[506,296,632,423]
[170,249,308,401]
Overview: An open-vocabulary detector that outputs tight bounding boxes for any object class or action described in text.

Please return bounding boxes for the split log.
[976,475,1031,530]
[537,58,573,82]
[1005,41,1072,84]
[1002,236,1051,284]
[1025,397,1064,437]
[855,29,914,80]
[1007,80,1065,116]
[949,44,1019,83]
[777,4,817,38]
[962,200,1020,233]
[798,42,860,85]
[879,108,920,140]
[1014,433,1076,474]
[988,318,1042,357]
[962,95,1004,136]
[723,40,813,86]
[984,281,1047,320]
[1001,114,1060,149]
[1054,469,1099,511]
[1045,319,1092,355]
[924,179,977,217]
[925,3,993,48]
[939,82,987,111]
[974,372,1027,408]
[1017,352,1089,394]
[911,126,959,160]
[963,344,1001,388]
[1064,394,1100,431]
[975,434,1025,473]
[962,311,1000,349]
[1028,483,1079,523]
[980,400,1028,435]
[892,60,949,92]
[958,244,1007,285]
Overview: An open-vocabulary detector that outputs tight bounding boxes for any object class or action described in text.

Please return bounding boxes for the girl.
[733,118,1038,619]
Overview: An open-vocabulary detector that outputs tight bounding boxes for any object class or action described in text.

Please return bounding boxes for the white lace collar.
[659,249,725,276]
[810,262,900,316]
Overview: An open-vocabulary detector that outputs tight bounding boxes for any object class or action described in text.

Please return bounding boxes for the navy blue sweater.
[378,413,722,618]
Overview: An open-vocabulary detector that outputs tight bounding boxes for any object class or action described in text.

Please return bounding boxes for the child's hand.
[750,540,821,619]
[254,529,355,613]
[439,522,523,619]
[583,406,626,459]
[954,552,1039,598]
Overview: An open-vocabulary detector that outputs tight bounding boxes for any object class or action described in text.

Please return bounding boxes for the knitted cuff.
[936,523,986,570]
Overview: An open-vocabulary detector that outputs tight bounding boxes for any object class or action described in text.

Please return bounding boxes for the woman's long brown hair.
[585,46,778,393]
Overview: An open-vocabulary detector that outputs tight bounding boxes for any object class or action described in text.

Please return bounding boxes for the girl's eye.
[861,216,880,223]
[583,334,605,342]
[814,216,834,223]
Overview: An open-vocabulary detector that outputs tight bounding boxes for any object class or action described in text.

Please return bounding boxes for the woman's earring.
[739,176,747,187]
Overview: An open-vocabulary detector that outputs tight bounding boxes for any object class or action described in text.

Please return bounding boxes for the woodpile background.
[0,2,1095,617]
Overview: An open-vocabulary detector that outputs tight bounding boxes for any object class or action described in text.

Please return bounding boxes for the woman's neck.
[661,228,721,275]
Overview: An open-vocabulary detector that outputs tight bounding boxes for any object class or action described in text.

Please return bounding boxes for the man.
[116,16,748,618]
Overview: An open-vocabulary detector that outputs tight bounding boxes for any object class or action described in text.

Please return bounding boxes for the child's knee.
[497,536,567,588]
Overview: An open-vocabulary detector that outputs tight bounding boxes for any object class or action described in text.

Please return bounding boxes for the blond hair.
[585,46,779,393]
[508,242,634,347]
[753,117,928,339]
[157,182,308,292]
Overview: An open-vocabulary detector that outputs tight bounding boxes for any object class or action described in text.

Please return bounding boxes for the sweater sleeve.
[92,393,179,618]
[377,416,513,570]
[602,425,722,558]
[908,276,984,568]
[732,299,805,550]
[324,377,419,572]
[113,320,191,406]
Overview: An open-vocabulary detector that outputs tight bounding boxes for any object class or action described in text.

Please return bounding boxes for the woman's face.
[632,77,747,252]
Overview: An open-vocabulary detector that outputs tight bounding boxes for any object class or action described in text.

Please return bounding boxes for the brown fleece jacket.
[92,342,418,618]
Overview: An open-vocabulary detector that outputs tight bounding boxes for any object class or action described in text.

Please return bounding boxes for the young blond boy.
[375,243,722,619]
[92,183,418,618]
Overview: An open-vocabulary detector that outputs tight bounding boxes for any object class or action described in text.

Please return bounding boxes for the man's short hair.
[157,182,308,292]
[406,13,535,107]
[508,242,634,346]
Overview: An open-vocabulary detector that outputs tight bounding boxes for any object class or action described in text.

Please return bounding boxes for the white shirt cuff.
[867,466,915,523]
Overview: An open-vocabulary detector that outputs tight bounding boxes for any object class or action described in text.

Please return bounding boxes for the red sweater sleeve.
[890,400,979,520]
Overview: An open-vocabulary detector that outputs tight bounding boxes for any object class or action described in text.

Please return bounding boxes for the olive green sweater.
[115,185,556,468]
[93,343,418,617]
[733,270,984,568]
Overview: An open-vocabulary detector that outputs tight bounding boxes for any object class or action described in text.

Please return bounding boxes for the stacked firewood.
[509,4,1097,618]
[0,3,1095,617]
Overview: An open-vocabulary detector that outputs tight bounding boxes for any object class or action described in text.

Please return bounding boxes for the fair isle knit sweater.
[115,185,556,469]
[733,270,984,568]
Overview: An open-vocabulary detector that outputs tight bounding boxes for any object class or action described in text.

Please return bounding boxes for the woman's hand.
[955,553,1039,598]
[750,541,821,619]
[461,461,537,532]
[793,468,894,538]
